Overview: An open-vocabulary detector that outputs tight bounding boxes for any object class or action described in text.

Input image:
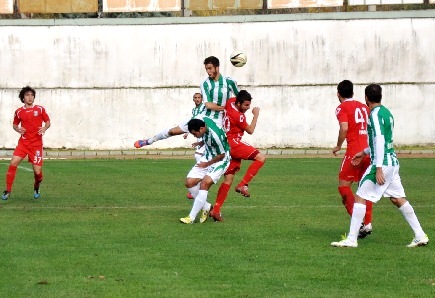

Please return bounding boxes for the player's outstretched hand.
[252,107,260,116]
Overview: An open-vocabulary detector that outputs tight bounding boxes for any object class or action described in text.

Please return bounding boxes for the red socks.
[213,183,231,214]
[34,172,43,189]
[6,165,17,192]
[239,160,265,186]
[338,186,354,216]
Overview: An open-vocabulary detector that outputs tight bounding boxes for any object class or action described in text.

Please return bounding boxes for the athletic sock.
[338,186,355,216]
[239,160,264,186]
[399,201,426,238]
[149,128,171,144]
[34,172,43,189]
[213,183,231,214]
[364,200,373,226]
[189,190,208,220]
[348,203,366,242]
[187,183,200,199]
[6,165,17,192]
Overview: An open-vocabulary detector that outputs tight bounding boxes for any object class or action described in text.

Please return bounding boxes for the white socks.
[189,190,208,220]
[348,203,366,242]
[399,201,425,238]
[147,128,170,144]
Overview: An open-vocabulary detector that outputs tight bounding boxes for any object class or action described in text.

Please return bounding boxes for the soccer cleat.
[331,238,358,248]
[186,192,193,200]
[406,234,429,248]
[2,191,10,200]
[180,216,193,224]
[358,223,372,239]
[210,210,224,222]
[134,139,150,148]
[33,188,40,199]
[235,184,250,197]
[199,207,212,224]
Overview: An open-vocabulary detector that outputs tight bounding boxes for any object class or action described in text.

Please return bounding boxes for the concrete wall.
[1,11,435,150]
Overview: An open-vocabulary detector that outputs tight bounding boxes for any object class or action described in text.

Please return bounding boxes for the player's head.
[337,80,353,99]
[188,118,206,138]
[365,84,382,104]
[204,56,220,80]
[19,86,36,103]
[193,92,203,106]
[235,90,252,113]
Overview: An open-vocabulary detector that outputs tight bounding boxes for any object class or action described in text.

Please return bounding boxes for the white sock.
[348,203,366,242]
[187,183,200,199]
[189,190,208,220]
[149,128,170,144]
[202,201,211,211]
[399,201,425,238]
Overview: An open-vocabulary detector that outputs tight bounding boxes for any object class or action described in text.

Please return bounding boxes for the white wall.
[1,12,434,150]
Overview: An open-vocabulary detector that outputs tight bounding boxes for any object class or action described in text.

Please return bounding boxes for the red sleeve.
[13,108,21,125]
[41,106,50,122]
[335,104,348,123]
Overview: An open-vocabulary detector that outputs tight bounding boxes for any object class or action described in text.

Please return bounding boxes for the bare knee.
[255,152,266,163]
[390,197,407,208]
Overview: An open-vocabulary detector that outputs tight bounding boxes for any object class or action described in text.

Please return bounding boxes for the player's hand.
[183,133,188,139]
[376,167,385,185]
[252,107,260,116]
[38,127,46,135]
[332,146,341,156]
[17,127,26,135]
[351,151,365,166]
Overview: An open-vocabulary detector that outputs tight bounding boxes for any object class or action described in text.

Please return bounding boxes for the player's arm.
[197,153,225,168]
[245,107,260,135]
[13,123,25,135]
[332,122,348,156]
[204,102,225,111]
[39,120,51,135]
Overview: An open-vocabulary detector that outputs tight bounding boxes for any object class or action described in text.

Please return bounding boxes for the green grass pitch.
[0,157,434,297]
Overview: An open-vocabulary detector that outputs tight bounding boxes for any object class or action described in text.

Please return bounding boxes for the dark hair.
[337,80,353,98]
[193,92,202,98]
[19,86,36,103]
[188,118,205,133]
[204,56,219,67]
[236,90,252,105]
[365,84,382,103]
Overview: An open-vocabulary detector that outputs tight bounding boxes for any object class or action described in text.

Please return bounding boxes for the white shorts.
[356,165,406,203]
[186,157,230,184]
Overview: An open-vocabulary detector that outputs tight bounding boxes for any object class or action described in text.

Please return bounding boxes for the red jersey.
[223,97,248,141]
[13,105,50,146]
[335,99,369,155]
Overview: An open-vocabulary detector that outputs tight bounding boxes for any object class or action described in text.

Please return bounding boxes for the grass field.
[0,157,434,297]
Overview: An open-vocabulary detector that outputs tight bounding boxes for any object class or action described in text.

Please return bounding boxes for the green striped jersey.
[191,102,206,119]
[202,117,231,162]
[367,105,399,166]
[200,75,239,124]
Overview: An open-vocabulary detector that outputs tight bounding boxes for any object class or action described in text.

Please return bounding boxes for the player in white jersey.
[201,56,239,127]
[134,92,206,148]
[331,84,429,248]
[180,117,231,224]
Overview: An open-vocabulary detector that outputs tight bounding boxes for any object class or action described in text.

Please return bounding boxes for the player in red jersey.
[2,86,51,201]
[209,90,266,222]
[332,80,373,238]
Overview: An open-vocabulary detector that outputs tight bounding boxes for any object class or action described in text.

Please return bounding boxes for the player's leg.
[232,141,265,197]
[29,145,44,199]
[2,145,26,200]
[135,118,190,148]
[359,156,373,234]
[337,156,356,216]
[211,172,236,222]
[386,166,428,247]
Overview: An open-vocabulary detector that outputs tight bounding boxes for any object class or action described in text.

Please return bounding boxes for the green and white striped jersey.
[367,105,399,166]
[192,102,206,119]
[200,75,239,125]
[202,117,231,162]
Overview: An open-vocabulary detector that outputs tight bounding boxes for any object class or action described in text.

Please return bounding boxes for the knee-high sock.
[364,200,373,225]
[239,160,264,186]
[147,128,170,145]
[6,165,17,192]
[213,183,231,214]
[399,201,425,238]
[187,183,200,199]
[338,186,354,216]
[34,172,43,189]
[348,203,366,242]
[189,190,208,220]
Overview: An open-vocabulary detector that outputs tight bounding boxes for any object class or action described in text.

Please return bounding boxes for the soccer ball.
[230,51,247,67]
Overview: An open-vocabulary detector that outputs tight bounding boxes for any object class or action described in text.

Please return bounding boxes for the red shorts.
[339,154,370,182]
[13,142,44,166]
[225,139,259,175]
